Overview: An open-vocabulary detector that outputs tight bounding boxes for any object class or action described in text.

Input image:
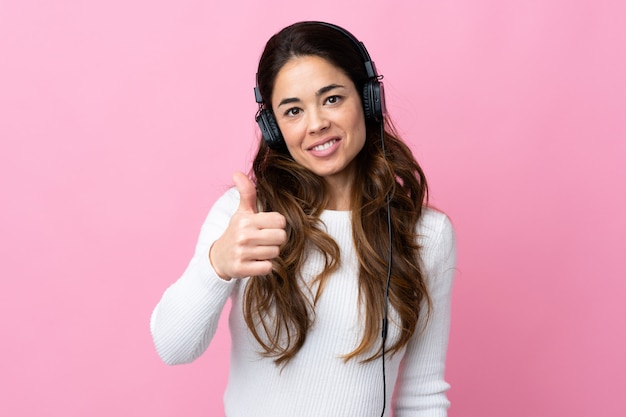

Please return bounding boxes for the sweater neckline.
[320,209,351,221]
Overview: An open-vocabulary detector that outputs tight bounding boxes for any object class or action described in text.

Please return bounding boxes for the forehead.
[271,55,354,101]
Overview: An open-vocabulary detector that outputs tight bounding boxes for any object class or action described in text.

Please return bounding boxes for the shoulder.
[416,207,457,275]
[219,186,241,206]
[206,186,240,216]
[416,207,455,246]
[197,187,240,236]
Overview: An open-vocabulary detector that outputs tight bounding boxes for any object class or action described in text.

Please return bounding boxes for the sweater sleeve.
[392,212,457,417]
[150,188,240,365]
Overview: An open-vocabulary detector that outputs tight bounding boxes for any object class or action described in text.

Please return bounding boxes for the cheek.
[279,123,307,160]
[351,111,367,147]
[280,123,303,149]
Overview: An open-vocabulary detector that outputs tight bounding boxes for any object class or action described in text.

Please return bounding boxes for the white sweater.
[151,187,457,417]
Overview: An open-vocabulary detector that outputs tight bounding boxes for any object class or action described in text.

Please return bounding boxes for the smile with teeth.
[311,139,338,151]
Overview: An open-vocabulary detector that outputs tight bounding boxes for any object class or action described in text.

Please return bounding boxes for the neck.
[324,177,354,211]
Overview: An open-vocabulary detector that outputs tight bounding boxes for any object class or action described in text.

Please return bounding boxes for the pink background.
[1,1,624,416]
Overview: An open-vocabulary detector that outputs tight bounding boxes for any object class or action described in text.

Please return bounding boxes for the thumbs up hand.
[209,172,287,280]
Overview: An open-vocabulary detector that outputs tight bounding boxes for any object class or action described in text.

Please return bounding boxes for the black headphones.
[253,22,386,150]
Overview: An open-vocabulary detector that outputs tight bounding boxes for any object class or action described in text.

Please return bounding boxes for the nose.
[307,108,330,135]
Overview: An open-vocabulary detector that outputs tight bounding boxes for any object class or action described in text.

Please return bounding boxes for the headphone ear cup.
[362,80,386,123]
[256,109,284,150]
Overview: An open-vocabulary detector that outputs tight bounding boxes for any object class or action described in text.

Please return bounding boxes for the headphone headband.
[313,22,379,79]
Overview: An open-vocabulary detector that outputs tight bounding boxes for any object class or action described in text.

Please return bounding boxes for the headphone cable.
[379,121,392,417]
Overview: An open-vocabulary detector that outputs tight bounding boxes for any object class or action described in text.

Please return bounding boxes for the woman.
[151,21,456,417]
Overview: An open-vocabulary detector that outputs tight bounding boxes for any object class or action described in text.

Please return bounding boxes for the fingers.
[232,260,275,278]
[242,211,287,231]
[233,171,258,214]
[216,243,280,279]
[235,226,287,248]
[210,245,276,280]
[237,245,282,266]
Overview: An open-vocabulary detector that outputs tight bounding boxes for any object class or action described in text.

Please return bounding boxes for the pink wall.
[1,1,624,416]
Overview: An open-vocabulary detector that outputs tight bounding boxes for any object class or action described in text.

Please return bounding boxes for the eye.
[324,95,342,105]
[284,107,301,117]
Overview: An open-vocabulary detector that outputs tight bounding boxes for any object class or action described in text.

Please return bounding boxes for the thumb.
[233,171,258,213]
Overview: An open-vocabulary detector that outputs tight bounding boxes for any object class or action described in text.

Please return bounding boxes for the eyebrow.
[277,84,346,107]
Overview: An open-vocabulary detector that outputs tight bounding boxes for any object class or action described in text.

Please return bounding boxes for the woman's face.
[271,55,366,189]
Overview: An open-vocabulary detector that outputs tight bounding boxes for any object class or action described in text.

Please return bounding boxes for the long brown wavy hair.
[245,21,431,366]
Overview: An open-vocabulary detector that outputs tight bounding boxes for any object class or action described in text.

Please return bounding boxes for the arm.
[393,212,457,417]
[150,188,240,365]
[151,172,287,365]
